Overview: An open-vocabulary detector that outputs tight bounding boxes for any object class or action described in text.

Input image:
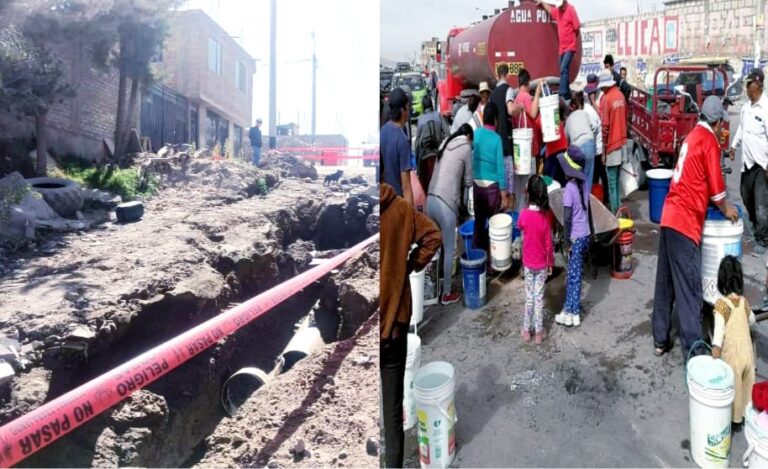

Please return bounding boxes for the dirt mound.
[196,313,380,468]
[259,151,318,181]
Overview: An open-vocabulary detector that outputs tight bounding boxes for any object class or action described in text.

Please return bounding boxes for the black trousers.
[652,227,703,356]
[381,332,407,468]
[741,164,768,246]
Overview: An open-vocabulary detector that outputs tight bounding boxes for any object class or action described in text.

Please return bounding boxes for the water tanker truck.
[436,0,583,117]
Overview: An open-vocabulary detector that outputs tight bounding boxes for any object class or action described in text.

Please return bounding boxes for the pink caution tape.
[299,154,380,160]
[0,233,379,466]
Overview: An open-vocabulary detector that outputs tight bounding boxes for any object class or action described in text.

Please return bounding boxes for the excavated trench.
[3,184,379,468]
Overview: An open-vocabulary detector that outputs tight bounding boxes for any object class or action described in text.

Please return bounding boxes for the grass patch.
[52,154,158,201]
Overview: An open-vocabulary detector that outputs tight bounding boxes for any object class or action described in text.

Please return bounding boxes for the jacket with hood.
[380,183,442,340]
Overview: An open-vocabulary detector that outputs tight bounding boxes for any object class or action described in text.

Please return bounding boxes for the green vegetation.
[53,154,157,201]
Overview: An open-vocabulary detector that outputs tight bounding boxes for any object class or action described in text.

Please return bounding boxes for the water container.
[687,355,735,468]
[512,127,533,176]
[540,95,561,143]
[508,210,520,241]
[414,361,457,468]
[701,206,744,304]
[459,219,475,255]
[647,169,673,223]
[410,269,425,326]
[424,249,440,306]
[489,214,512,272]
[403,333,422,430]
[743,402,768,468]
[461,249,486,309]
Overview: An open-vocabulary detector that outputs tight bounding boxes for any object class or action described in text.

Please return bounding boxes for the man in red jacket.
[652,96,739,359]
[598,69,627,214]
[536,0,580,101]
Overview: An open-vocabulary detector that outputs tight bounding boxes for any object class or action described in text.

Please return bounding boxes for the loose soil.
[0,156,380,467]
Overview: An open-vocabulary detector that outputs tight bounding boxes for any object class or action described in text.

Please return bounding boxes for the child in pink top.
[517,176,554,344]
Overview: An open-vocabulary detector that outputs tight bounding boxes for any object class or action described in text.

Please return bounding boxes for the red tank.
[437,0,583,116]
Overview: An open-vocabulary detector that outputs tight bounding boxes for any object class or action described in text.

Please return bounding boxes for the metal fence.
[139,83,190,152]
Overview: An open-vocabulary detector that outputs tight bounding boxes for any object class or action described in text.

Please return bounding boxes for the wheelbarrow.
[548,188,621,279]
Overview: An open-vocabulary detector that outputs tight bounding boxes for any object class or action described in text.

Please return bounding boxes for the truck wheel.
[26,177,84,218]
[631,145,648,189]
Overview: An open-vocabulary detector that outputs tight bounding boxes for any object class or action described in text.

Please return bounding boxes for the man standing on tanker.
[652,96,739,359]
[535,0,580,102]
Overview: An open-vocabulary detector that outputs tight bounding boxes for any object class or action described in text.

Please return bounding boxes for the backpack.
[416,118,443,162]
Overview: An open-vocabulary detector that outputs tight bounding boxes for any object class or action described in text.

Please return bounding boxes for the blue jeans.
[579,140,596,205]
[252,145,261,166]
[559,51,574,100]
[564,236,589,315]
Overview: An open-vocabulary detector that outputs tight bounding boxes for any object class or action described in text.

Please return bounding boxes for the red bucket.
[591,183,604,202]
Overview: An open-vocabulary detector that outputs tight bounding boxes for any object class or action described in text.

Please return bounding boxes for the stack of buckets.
[458,219,488,310]
[744,402,768,467]
[647,169,674,224]
[612,208,635,279]
[687,355,735,467]
[489,213,513,272]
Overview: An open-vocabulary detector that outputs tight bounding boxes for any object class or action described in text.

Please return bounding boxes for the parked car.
[392,72,428,118]
[396,62,411,72]
[380,70,394,95]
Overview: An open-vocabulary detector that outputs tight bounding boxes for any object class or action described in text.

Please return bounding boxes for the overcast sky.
[381,0,662,62]
[183,0,379,146]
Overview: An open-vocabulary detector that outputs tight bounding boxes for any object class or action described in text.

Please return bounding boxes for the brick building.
[155,9,256,156]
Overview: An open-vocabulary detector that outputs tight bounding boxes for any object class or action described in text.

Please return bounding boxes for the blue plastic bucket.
[459,219,475,254]
[507,211,520,241]
[647,169,673,224]
[461,249,487,309]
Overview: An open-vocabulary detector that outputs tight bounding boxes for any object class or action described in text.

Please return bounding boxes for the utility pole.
[269,0,277,149]
[311,31,317,144]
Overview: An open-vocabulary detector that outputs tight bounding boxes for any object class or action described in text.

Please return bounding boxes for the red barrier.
[0,234,379,466]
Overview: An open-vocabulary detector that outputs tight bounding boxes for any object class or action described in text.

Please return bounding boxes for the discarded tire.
[26,177,84,218]
[115,201,144,223]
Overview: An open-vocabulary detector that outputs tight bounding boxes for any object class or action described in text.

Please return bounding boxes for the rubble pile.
[259,150,319,181]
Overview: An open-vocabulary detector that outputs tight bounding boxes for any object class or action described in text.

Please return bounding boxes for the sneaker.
[571,314,581,327]
[521,329,532,342]
[441,292,461,306]
[535,330,547,344]
[555,312,573,326]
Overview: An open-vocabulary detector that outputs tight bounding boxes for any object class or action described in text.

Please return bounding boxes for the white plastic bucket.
[489,214,513,271]
[403,333,422,430]
[743,402,768,468]
[540,95,561,143]
[513,128,533,176]
[424,248,440,306]
[687,356,735,468]
[701,218,743,304]
[410,268,425,327]
[414,361,457,468]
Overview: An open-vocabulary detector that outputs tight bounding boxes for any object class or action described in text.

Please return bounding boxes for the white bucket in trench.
[512,128,533,176]
[743,402,768,468]
[403,333,422,430]
[410,268,425,327]
[540,95,561,143]
[687,355,735,468]
[701,216,743,304]
[414,361,457,468]
[489,213,513,271]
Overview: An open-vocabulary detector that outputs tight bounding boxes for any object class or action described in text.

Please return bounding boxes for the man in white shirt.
[730,69,768,255]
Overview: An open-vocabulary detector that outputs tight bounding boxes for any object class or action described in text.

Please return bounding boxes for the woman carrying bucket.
[427,124,474,306]
[472,102,510,258]
[712,255,756,431]
[554,146,590,327]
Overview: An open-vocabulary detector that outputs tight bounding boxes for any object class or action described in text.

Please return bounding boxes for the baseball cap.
[585,74,599,94]
[388,87,411,110]
[700,95,729,123]
[745,68,765,85]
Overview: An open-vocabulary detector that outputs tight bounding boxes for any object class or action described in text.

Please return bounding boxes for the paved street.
[405,105,768,467]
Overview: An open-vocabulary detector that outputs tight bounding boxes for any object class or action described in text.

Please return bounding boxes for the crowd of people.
[379,0,764,466]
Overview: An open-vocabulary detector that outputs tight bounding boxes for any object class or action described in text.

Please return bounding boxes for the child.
[554,146,590,327]
[517,176,554,343]
[712,255,756,431]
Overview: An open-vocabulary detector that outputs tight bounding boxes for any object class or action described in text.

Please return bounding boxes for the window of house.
[236,61,246,93]
[233,125,243,157]
[208,37,222,75]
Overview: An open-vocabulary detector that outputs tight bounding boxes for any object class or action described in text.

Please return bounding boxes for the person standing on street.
[730,69,768,256]
[604,55,631,104]
[380,181,441,468]
[381,87,415,206]
[566,88,597,201]
[451,89,481,133]
[249,118,263,167]
[489,65,515,211]
[598,70,627,214]
[535,0,580,101]
[416,94,450,196]
[652,96,739,359]
[508,69,544,210]
[584,74,607,203]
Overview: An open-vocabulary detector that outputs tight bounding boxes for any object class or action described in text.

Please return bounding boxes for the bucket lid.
[687,356,734,391]
[706,205,744,221]
[618,218,634,231]
[647,168,674,180]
